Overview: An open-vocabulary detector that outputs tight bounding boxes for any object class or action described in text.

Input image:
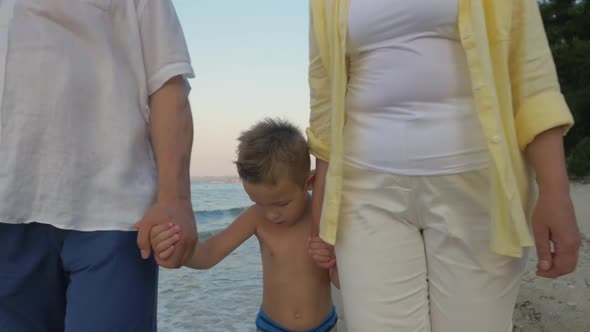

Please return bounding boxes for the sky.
[173,1,310,176]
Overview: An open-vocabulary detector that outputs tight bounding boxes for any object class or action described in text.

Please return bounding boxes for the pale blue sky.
[173,1,310,176]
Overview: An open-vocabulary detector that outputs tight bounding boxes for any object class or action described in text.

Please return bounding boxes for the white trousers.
[334,165,528,332]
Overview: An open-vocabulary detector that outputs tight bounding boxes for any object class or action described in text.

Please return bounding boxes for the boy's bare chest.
[257,221,317,270]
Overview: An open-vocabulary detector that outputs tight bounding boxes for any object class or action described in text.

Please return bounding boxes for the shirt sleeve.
[137,0,195,96]
[306,7,332,162]
[510,0,574,150]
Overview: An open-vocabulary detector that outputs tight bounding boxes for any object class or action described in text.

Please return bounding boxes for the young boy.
[150,118,339,332]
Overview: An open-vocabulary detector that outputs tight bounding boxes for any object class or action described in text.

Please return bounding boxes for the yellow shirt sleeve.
[307,9,332,162]
[510,0,574,151]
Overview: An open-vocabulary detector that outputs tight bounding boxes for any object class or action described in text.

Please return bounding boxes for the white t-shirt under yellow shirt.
[344,0,489,175]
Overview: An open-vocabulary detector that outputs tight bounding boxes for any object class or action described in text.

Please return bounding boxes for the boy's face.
[243,174,312,226]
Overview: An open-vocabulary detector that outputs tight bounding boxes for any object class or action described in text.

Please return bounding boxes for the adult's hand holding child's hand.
[149,223,182,261]
[135,199,197,268]
[307,236,337,269]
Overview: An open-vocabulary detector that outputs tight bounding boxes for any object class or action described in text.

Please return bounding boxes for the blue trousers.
[0,222,158,332]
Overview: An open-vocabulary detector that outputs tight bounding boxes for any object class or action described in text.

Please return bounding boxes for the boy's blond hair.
[236,118,310,186]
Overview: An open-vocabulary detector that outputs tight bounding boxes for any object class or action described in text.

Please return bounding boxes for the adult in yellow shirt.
[306,1,581,331]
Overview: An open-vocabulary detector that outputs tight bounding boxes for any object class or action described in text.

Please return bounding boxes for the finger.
[326,257,337,268]
[308,241,321,250]
[312,254,332,262]
[317,258,336,269]
[309,241,333,250]
[161,239,185,268]
[547,237,581,277]
[536,251,579,278]
[308,238,325,246]
[310,248,332,257]
[156,256,174,269]
[309,236,325,243]
[312,254,330,262]
[159,245,176,260]
[532,222,552,275]
[155,233,181,254]
[308,236,330,245]
[307,237,316,249]
[153,225,180,244]
[308,248,332,258]
[152,223,173,235]
[536,253,559,278]
[150,223,171,242]
[136,219,154,259]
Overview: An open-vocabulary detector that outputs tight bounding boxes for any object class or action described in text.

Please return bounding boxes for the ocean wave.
[193,206,248,223]
[197,228,225,240]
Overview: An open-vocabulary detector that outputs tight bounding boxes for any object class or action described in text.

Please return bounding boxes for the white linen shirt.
[0,0,194,231]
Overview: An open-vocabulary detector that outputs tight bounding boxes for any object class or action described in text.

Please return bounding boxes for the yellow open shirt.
[307,0,574,257]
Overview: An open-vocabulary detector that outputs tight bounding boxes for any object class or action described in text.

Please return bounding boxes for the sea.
[157,182,263,332]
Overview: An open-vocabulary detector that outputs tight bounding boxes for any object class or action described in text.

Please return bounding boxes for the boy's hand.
[307,236,336,269]
[150,223,181,261]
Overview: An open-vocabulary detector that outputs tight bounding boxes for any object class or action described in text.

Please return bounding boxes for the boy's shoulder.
[243,204,260,217]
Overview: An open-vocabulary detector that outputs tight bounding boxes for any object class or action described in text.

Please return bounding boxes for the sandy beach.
[158,183,589,331]
[332,182,590,332]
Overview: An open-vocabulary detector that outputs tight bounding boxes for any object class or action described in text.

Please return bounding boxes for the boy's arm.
[185,206,258,269]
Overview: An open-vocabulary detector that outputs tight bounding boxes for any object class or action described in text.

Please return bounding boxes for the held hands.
[135,199,197,268]
[150,223,182,261]
[307,236,337,270]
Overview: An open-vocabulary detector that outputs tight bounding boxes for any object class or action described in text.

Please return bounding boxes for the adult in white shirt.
[0,1,197,331]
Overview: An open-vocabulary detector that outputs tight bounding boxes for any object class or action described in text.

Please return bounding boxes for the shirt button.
[491,135,502,143]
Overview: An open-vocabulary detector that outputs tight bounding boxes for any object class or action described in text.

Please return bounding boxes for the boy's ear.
[305,170,316,191]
